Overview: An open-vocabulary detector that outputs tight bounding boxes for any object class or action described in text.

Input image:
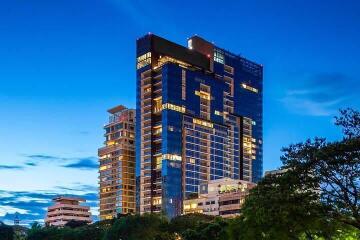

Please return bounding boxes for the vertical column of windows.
[242,117,253,181]
[182,69,186,100]
[140,70,153,214]
[150,71,163,213]
[198,84,211,120]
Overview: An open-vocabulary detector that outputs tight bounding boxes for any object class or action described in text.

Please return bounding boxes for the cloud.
[26,154,64,161]
[0,186,99,226]
[55,184,98,193]
[0,206,29,217]
[282,73,358,116]
[24,154,98,170]
[0,165,24,170]
[62,157,98,170]
[25,162,37,166]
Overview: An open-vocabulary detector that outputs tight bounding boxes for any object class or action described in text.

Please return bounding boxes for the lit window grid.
[184,117,254,185]
[183,126,241,195]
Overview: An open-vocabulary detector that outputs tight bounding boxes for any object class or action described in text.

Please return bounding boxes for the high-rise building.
[98,105,136,220]
[45,196,92,227]
[136,34,263,218]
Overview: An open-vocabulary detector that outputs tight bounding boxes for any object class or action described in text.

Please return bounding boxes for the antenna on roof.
[14,212,20,225]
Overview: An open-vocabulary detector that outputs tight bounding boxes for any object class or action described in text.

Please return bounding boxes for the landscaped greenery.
[2,109,360,240]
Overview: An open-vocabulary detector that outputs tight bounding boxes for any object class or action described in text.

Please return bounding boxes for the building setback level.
[136,34,263,218]
[45,196,92,227]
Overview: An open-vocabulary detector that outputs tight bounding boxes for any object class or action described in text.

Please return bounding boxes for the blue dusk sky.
[0,0,359,226]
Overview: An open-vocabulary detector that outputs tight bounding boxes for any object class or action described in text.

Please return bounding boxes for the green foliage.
[169,213,215,233]
[103,213,172,240]
[24,214,227,240]
[233,108,360,239]
[27,221,105,240]
[236,170,340,239]
[64,220,88,228]
[169,215,228,240]
[0,222,14,240]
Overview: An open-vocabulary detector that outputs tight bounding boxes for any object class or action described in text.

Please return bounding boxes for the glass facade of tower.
[136,34,263,218]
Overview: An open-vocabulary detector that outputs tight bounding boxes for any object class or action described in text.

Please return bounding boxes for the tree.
[335,108,360,138]
[180,218,229,240]
[236,109,360,239]
[103,213,174,240]
[64,220,89,228]
[281,109,360,230]
[236,170,337,239]
[0,222,14,240]
[26,221,105,240]
[169,213,215,234]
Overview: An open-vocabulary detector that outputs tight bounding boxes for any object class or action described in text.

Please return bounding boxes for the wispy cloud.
[55,184,98,193]
[23,154,98,170]
[0,165,24,170]
[282,73,358,116]
[62,157,98,170]
[25,162,37,166]
[25,154,65,161]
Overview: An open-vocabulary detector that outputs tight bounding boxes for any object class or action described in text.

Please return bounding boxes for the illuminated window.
[189,158,196,164]
[99,154,109,160]
[137,52,151,69]
[153,97,162,113]
[193,118,213,128]
[162,103,186,113]
[195,90,211,100]
[156,156,162,169]
[163,154,182,161]
[214,110,223,116]
[214,48,224,64]
[99,165,110,171]
[153,198,162,205]
[153,127,162,135]
[155,55,190,69]
[241,83,258,93]
[243,136,251,143]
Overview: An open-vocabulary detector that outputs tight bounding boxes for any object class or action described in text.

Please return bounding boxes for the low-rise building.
[45,196,92,227]
[183,178,256,218]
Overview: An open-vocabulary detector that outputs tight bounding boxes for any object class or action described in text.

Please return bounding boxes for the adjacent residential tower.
[98,105,136,220]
